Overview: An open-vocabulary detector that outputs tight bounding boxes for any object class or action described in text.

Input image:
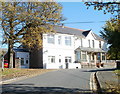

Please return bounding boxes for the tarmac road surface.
[2,69,94,94]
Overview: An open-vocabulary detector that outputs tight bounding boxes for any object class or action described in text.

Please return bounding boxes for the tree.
[84,2,120,15]
[100,19,120,60]
[0,2,64,68]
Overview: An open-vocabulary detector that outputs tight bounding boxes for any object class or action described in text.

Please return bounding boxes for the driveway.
[2,69,93,94]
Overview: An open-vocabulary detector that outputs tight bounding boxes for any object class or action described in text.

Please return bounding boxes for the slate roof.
[53,26,86,38]
[53,26,104,41]
[82,30,91,37]
[13,49,29,52]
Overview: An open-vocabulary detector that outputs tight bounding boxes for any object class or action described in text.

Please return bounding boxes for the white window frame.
[65,56,72,63]
[88,40,90,48]
[21,58,24,65]
[81,39,83,47]
[82,51,87,62]
[92,40,95,48]
[65,36,71,46]
[48,56,55,63]
[99,41,101,48]
[75,51,81,62]
[102,53,105,60]
[58,36,61,45]
[47,34,55,44]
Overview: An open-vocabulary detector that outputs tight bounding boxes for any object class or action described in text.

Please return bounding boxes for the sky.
[0,2,113,48]
[60,2,112,34]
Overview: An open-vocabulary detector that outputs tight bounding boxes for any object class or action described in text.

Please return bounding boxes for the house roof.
[53,26,86,38]
[93,33,105,41]
[82,30,91,37]
[76,47,107,53]
[53,26,104,41]
[13,49,29,52]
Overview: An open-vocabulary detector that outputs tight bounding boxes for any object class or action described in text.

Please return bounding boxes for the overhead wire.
[61,21,106,24]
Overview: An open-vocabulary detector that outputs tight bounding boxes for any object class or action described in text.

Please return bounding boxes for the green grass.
[114,69,120,75]
[2,68,22,76]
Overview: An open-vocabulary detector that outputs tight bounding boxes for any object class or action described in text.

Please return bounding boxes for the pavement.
[96,68,120,93]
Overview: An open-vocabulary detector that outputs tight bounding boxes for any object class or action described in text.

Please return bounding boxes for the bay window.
[82,51,87,61]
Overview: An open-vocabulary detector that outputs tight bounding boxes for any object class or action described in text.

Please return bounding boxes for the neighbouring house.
[30,26,107,69]
[3,48,29,68]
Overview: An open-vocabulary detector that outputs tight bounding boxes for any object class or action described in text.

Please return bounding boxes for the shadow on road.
[82,68,116,72]
[2,83,93,94]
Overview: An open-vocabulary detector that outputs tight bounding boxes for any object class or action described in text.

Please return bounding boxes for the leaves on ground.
[2,68,55,81]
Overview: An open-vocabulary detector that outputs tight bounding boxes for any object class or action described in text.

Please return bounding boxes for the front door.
[88,53,91,63]
[65,57,71,69]
[21,58,29,68]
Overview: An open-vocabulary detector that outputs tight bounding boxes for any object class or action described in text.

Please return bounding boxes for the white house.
[40,26,107,69]
[3,48,30,68]
[14,26,107,69]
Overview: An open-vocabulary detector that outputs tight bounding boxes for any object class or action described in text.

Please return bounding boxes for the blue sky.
[60,2,112,35]
[0,2,113,48]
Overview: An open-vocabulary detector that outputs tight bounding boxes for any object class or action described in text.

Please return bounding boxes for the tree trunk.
[118,4,120,31]
[7,40,13,68]
[7,42,11,68]
[115,49,118,60]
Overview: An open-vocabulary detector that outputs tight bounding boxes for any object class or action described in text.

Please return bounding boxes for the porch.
[75,47,107,68]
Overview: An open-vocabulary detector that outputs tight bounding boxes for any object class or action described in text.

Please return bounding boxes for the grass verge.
[114,69,120,76]
[1,68,56,81]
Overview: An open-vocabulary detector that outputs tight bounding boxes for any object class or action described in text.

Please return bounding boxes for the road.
[2,69,94,94]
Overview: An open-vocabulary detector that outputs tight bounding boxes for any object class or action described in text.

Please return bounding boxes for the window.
[59,59,61,63]
[82,51,86,61]
[58,36,61,45]
[21,58,24,65]
[65,36,71,46]
[88,40,90,47]
[75,51,81,62]
[88,54,91,61]
[92,40,94,48]
[48,56,55,63]
[47,34,55,44]
[99,41,101,48]
[81,39,83,47]
[26,60,28,64]
[65,57,72,63]
[97,53,101,60]
[102,53,105,60]
[92,54,94,60]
